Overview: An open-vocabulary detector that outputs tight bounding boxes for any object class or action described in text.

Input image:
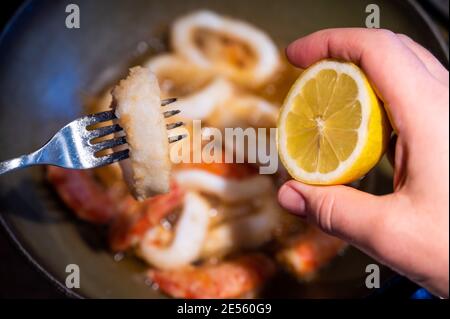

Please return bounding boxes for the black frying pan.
[0,0,447,298]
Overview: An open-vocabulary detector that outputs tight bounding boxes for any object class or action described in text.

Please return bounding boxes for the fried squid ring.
[172,10,280,87]
[113,66,171,200]
[137,192,210,269]
[201,196,281,258]
[145,54,234,120]
[173,169,273,202]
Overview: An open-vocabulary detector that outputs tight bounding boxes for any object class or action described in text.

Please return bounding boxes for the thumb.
[278,180,392,248]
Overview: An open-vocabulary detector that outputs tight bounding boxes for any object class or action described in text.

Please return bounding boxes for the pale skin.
[278,28,449,297]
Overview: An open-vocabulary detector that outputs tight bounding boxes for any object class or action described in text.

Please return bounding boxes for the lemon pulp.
[278,60,391,185]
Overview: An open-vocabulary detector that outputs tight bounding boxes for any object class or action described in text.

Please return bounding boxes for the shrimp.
[46,166,118,224]
[109,161,261,253]
[277,226,347,280]
[108,181,184,252]
[148,253,276,298]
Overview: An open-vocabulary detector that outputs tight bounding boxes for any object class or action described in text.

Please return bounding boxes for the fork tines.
[161,97,177,106]
[91,136,127,152]
[86,97,184,164]
[163,109,181,118]
[83,110,117,126]
[168,134,188,144]
[97,149,130,165]
[166,121,184,130]
[161,97,186,143]
[90,123,123,139]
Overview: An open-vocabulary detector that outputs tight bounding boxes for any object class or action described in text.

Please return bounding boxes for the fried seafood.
[207,94,279,129]
[47,166,117,224]
[172,10,280,87]
[112,66,171,200]
[200,196,282,258]
[173,169,273,202]
[277,227,347,280]
[148,253,276,298]
[108,181,184,252]
[146,54,235,121]
[206,93,280,170]
[47,9,348,299]
[137,191,211,269]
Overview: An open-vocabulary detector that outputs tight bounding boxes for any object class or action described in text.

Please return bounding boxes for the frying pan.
[0,0,447,298]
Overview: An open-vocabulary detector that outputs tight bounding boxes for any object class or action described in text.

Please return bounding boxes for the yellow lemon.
[277,59,391,185]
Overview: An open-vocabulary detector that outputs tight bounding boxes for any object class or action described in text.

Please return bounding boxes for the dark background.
[0,0,448,299]
[0,0,68,299]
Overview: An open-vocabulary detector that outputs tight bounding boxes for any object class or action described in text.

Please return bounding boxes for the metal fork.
[0,98,185,175]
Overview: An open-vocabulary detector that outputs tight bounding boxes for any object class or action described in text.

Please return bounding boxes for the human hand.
[278,28,449,297]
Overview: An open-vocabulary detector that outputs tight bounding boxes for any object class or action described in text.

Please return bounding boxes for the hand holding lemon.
[277,28,449,298]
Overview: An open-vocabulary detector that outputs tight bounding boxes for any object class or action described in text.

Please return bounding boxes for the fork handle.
[0,154,35,175]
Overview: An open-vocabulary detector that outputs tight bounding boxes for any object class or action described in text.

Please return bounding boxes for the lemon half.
[277,60,391,185]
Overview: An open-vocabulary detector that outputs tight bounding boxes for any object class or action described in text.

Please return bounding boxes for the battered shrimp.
[148,254,276,298]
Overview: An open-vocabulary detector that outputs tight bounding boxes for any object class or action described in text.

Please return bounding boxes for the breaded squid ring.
[171,10,280,86]
[113,66,171,200]
[137,192,210,269]
[201,196,281,258]
[208,93,279,129]
[173,169,273,202]
[145,54,234,120]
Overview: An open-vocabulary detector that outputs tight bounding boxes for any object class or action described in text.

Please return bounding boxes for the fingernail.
[278,184,306,217]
